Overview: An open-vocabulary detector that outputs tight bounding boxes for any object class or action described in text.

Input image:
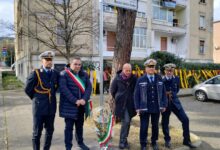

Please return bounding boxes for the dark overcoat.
[111,70,137,119]
[59,68,92,119]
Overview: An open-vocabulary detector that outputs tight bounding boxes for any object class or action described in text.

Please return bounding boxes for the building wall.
[14,0,96,82]
[213,21,220,63]
[187,0,213,62]
[15,0,214,81]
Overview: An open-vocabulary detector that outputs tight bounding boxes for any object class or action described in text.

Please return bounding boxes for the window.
[55,0,63,4]
[199,40,205,54]
[137,12,146,18]
[57,25,65,45]
[103,5,114,13]
[213,77,220,84]
[153,0,160,6]
[132,28,147,49]
[199,0,206,3]
[153,6,160,20]
[153,6,173,23]
[199,15,205,29]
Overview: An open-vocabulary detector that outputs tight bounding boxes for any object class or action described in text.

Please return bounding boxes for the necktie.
[47,70,52,78]
[150,76,154,83]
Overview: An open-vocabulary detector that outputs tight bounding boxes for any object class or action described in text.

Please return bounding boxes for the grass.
[83,94,199,149]
[2,75,23,90]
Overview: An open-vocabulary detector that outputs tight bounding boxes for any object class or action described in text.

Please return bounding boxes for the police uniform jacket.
[163,76,183,110]
[59,68,92,119]
[134,74,167,113]
[25,68,59,116]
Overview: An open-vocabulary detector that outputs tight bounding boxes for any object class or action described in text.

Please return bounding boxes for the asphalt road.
[170,96,220,150]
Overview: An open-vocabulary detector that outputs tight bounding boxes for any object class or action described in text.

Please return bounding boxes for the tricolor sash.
[65,69,92,118]
[98,114,114,148]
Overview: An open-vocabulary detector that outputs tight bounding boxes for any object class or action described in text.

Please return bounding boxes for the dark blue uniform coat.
[134,74,167,147]
[161,76,191,143]
[25,68,59,150]
[134,74,167,112]
[25,68,59,116]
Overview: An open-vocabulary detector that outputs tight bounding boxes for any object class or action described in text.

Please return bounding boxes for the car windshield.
[205,76,220,84]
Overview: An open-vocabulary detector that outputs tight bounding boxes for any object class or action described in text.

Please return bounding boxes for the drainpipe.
[27,0,31,76]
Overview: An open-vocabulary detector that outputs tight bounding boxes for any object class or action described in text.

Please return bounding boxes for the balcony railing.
[175,0,187,7]
[161,0,176,9]
[152,19,186,36]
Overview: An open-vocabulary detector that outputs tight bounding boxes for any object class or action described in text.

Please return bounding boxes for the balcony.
[152,20,186,36]
[161,0,176,9]
[175,0,187,7]
[175,0,187,11]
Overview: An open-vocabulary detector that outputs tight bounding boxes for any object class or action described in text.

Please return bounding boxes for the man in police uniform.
[134,59,167,150]
[25,51,59,150]
[161,63,196,149]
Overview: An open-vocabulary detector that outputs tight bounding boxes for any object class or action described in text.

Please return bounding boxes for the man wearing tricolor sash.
[59,57,92,150]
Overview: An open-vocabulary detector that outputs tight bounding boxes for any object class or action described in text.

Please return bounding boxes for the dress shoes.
[152,143,159,150]
[165,141,171,148]
[119,141,130,149]
[141,146,147,150]
[183,141,197,148]
[78,142,90,150]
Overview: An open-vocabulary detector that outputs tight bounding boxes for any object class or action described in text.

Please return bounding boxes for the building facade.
[14,0,214,82]
[103,0,213,62]
[213,21,220,63]
[14,0,99,82]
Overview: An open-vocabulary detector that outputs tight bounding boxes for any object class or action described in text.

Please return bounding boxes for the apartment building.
[14,0,99,82]
[14,0,213,82]
[103,0,213,62]
[213,21,220,63]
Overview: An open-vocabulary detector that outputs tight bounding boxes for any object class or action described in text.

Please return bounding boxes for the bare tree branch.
[7,0,98,62]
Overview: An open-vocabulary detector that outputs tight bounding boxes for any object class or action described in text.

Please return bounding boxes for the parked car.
[192,75,220,101]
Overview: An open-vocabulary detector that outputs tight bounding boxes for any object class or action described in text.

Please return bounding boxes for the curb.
[178,94,193,97]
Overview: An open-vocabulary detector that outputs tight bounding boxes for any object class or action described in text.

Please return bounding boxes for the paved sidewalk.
[178,88,193,97]
[0,89,199,150]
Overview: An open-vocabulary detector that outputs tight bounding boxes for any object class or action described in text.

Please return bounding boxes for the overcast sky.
[0,0,220,37]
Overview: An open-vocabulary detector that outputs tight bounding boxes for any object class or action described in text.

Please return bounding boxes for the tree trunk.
[112,8,137,78]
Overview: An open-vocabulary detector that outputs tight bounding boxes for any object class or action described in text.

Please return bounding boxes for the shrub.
[148,51,182,73]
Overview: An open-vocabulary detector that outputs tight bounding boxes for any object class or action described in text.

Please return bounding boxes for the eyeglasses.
[73,63,81,66]
[165,69,174,72]
[147,65,155,68]
[44,58,52,61]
